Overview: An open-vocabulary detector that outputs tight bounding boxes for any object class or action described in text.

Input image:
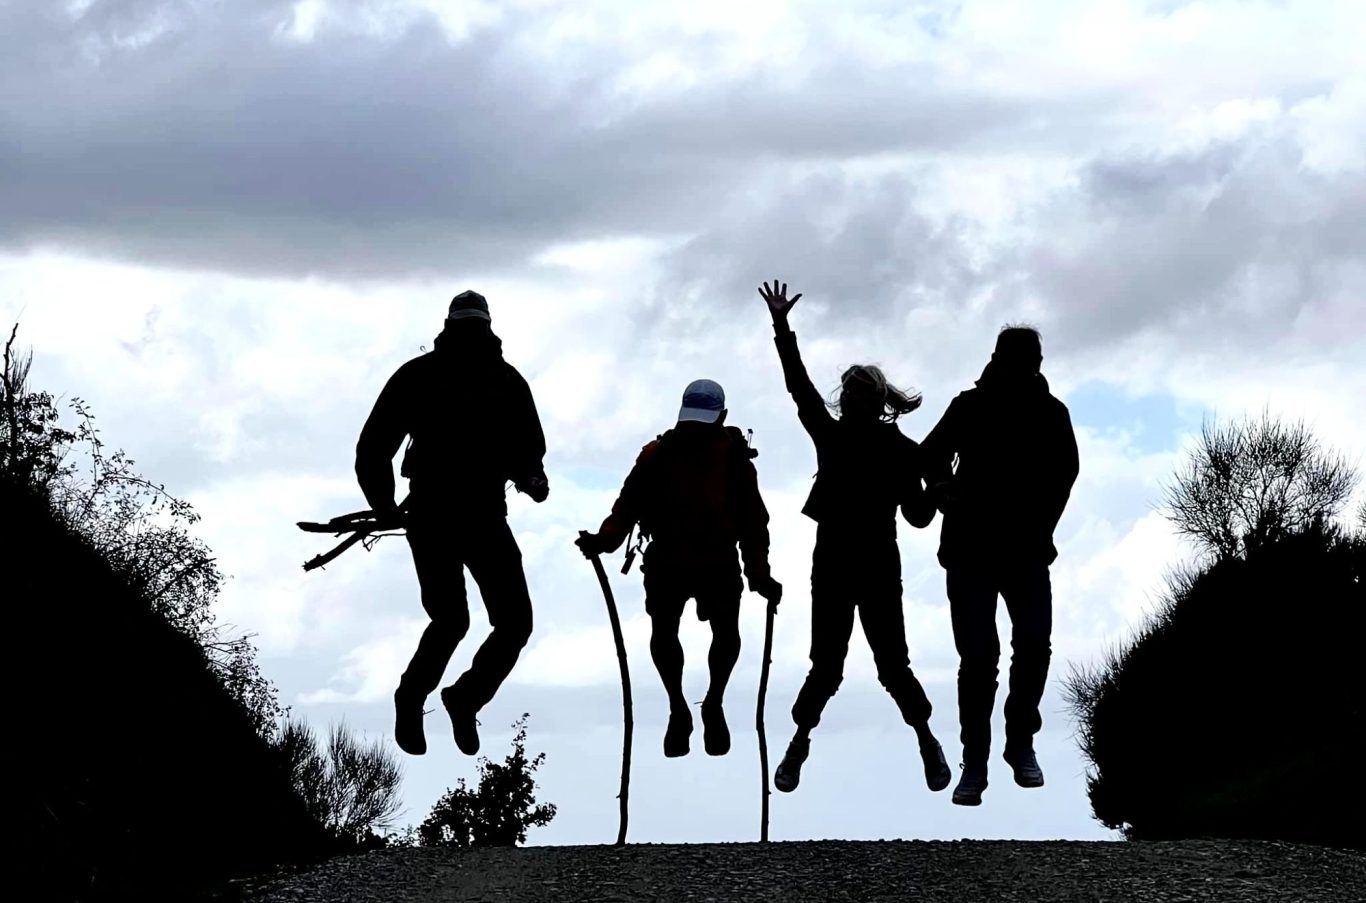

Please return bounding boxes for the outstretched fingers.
[758,280,802,315]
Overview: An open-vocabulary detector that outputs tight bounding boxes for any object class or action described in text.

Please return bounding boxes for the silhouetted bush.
[412,714,557,848]
[1067,414,1364,849]
[274,719,404,847]
[3,327,344,900]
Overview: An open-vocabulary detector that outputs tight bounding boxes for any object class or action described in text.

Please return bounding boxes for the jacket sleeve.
[354,367,409,512]
[728,435,772,585]
[1042,404,1080,533]
[919,395,963,491]
[900,441,937,529]
[506,366,548,485]
[773,323,836,443]
[596,442,658,553]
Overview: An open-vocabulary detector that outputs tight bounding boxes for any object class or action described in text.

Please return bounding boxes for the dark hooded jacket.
[774,323,935,539]
[355,325,546,517]
[919,359,1079,569]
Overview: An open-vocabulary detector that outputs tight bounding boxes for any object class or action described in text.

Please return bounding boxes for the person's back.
[357,319,545,516]
[577,379,778,758]
[928,357,1077,568]
[802,415,929,537]
[634,421,761,566]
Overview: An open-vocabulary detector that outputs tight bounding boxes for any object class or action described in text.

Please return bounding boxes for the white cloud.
[4,0,1363,844]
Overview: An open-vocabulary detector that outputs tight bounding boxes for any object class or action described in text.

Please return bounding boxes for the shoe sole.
[952,793,984,807]
[775,773,799,793]
[395,737,427,756]
[1012,773,1044,788]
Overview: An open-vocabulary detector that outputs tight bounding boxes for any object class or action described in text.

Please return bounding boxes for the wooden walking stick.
[756,593,779,842]
[581,531,633,846]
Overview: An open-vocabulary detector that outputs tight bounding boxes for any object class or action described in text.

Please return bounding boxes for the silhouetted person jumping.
[577,379,781,757]
[355,292,549,758]
[758,280,951,796]
[920,324,1078,805]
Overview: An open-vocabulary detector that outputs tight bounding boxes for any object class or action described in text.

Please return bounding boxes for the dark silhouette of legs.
[1000,565,1053,756]
[447,518,534,713]
[791,590,856,729]
[646,603,693,757]
[948,568,1002,767]
[701,593,741,756]
[400,528,474,699]
[648,608,688,712]
[948,564,1053,795]
[705,612,741,703]
[398,516,533,757]
[396,519,475,755]
[858,596,933,729]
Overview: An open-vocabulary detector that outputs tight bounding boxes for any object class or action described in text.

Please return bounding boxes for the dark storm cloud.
[1,0,1107,280]
[649,120,1365,362]
[652,167,990,334]
[1032,131,1366,353]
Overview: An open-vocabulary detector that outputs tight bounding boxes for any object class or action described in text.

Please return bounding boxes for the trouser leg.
[859,595,933,728]
[448,518,533,712]
[948,568,1001,765]
[399,524,471,698]
[1000,565,1053,753]
[791,584,856,730]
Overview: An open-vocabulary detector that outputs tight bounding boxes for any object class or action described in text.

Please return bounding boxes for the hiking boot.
[774,735,810,793]
[393,688,427,756]
[701,700,730,756]
[1004,746,1045,788]
[952,762,989,806]
[664,708,693,758]
[439,687,480,756]
[920,740,952,792]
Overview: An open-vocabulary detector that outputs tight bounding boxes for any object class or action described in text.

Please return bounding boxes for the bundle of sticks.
[296,496,410,571]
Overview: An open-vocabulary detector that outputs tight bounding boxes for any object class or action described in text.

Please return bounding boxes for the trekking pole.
[756,593,779,843]
[581,531,633,846]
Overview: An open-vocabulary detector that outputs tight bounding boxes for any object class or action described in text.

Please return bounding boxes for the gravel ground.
[225,839,1365,902]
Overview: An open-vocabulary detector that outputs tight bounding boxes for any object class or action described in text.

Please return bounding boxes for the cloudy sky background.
[3,0,1364,844]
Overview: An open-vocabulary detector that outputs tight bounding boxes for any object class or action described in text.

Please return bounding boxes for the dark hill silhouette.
[6,474,333,901]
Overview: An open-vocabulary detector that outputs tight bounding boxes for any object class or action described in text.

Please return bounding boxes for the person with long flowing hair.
[757,280,951,796]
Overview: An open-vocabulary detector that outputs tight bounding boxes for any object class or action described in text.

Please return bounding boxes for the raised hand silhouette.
[758,279,803,320]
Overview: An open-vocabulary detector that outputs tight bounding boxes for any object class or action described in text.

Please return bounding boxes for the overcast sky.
[3,0,1364,846]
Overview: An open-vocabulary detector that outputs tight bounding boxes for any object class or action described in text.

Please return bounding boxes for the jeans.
[947,564,1052,764]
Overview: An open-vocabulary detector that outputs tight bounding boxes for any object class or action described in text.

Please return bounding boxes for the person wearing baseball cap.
[577,379,782,758]
[356,291,549,758]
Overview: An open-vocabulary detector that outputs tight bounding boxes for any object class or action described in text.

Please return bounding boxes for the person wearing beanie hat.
[355,292,549,758]
[577,380,782,758]
[447,290,490,322]
[920,323,1079,806]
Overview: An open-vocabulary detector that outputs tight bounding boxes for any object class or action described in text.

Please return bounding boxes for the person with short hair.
[758,280,951,796]
[920,324,1079,806]
[577,379,781,757]
[355,291,549,757]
